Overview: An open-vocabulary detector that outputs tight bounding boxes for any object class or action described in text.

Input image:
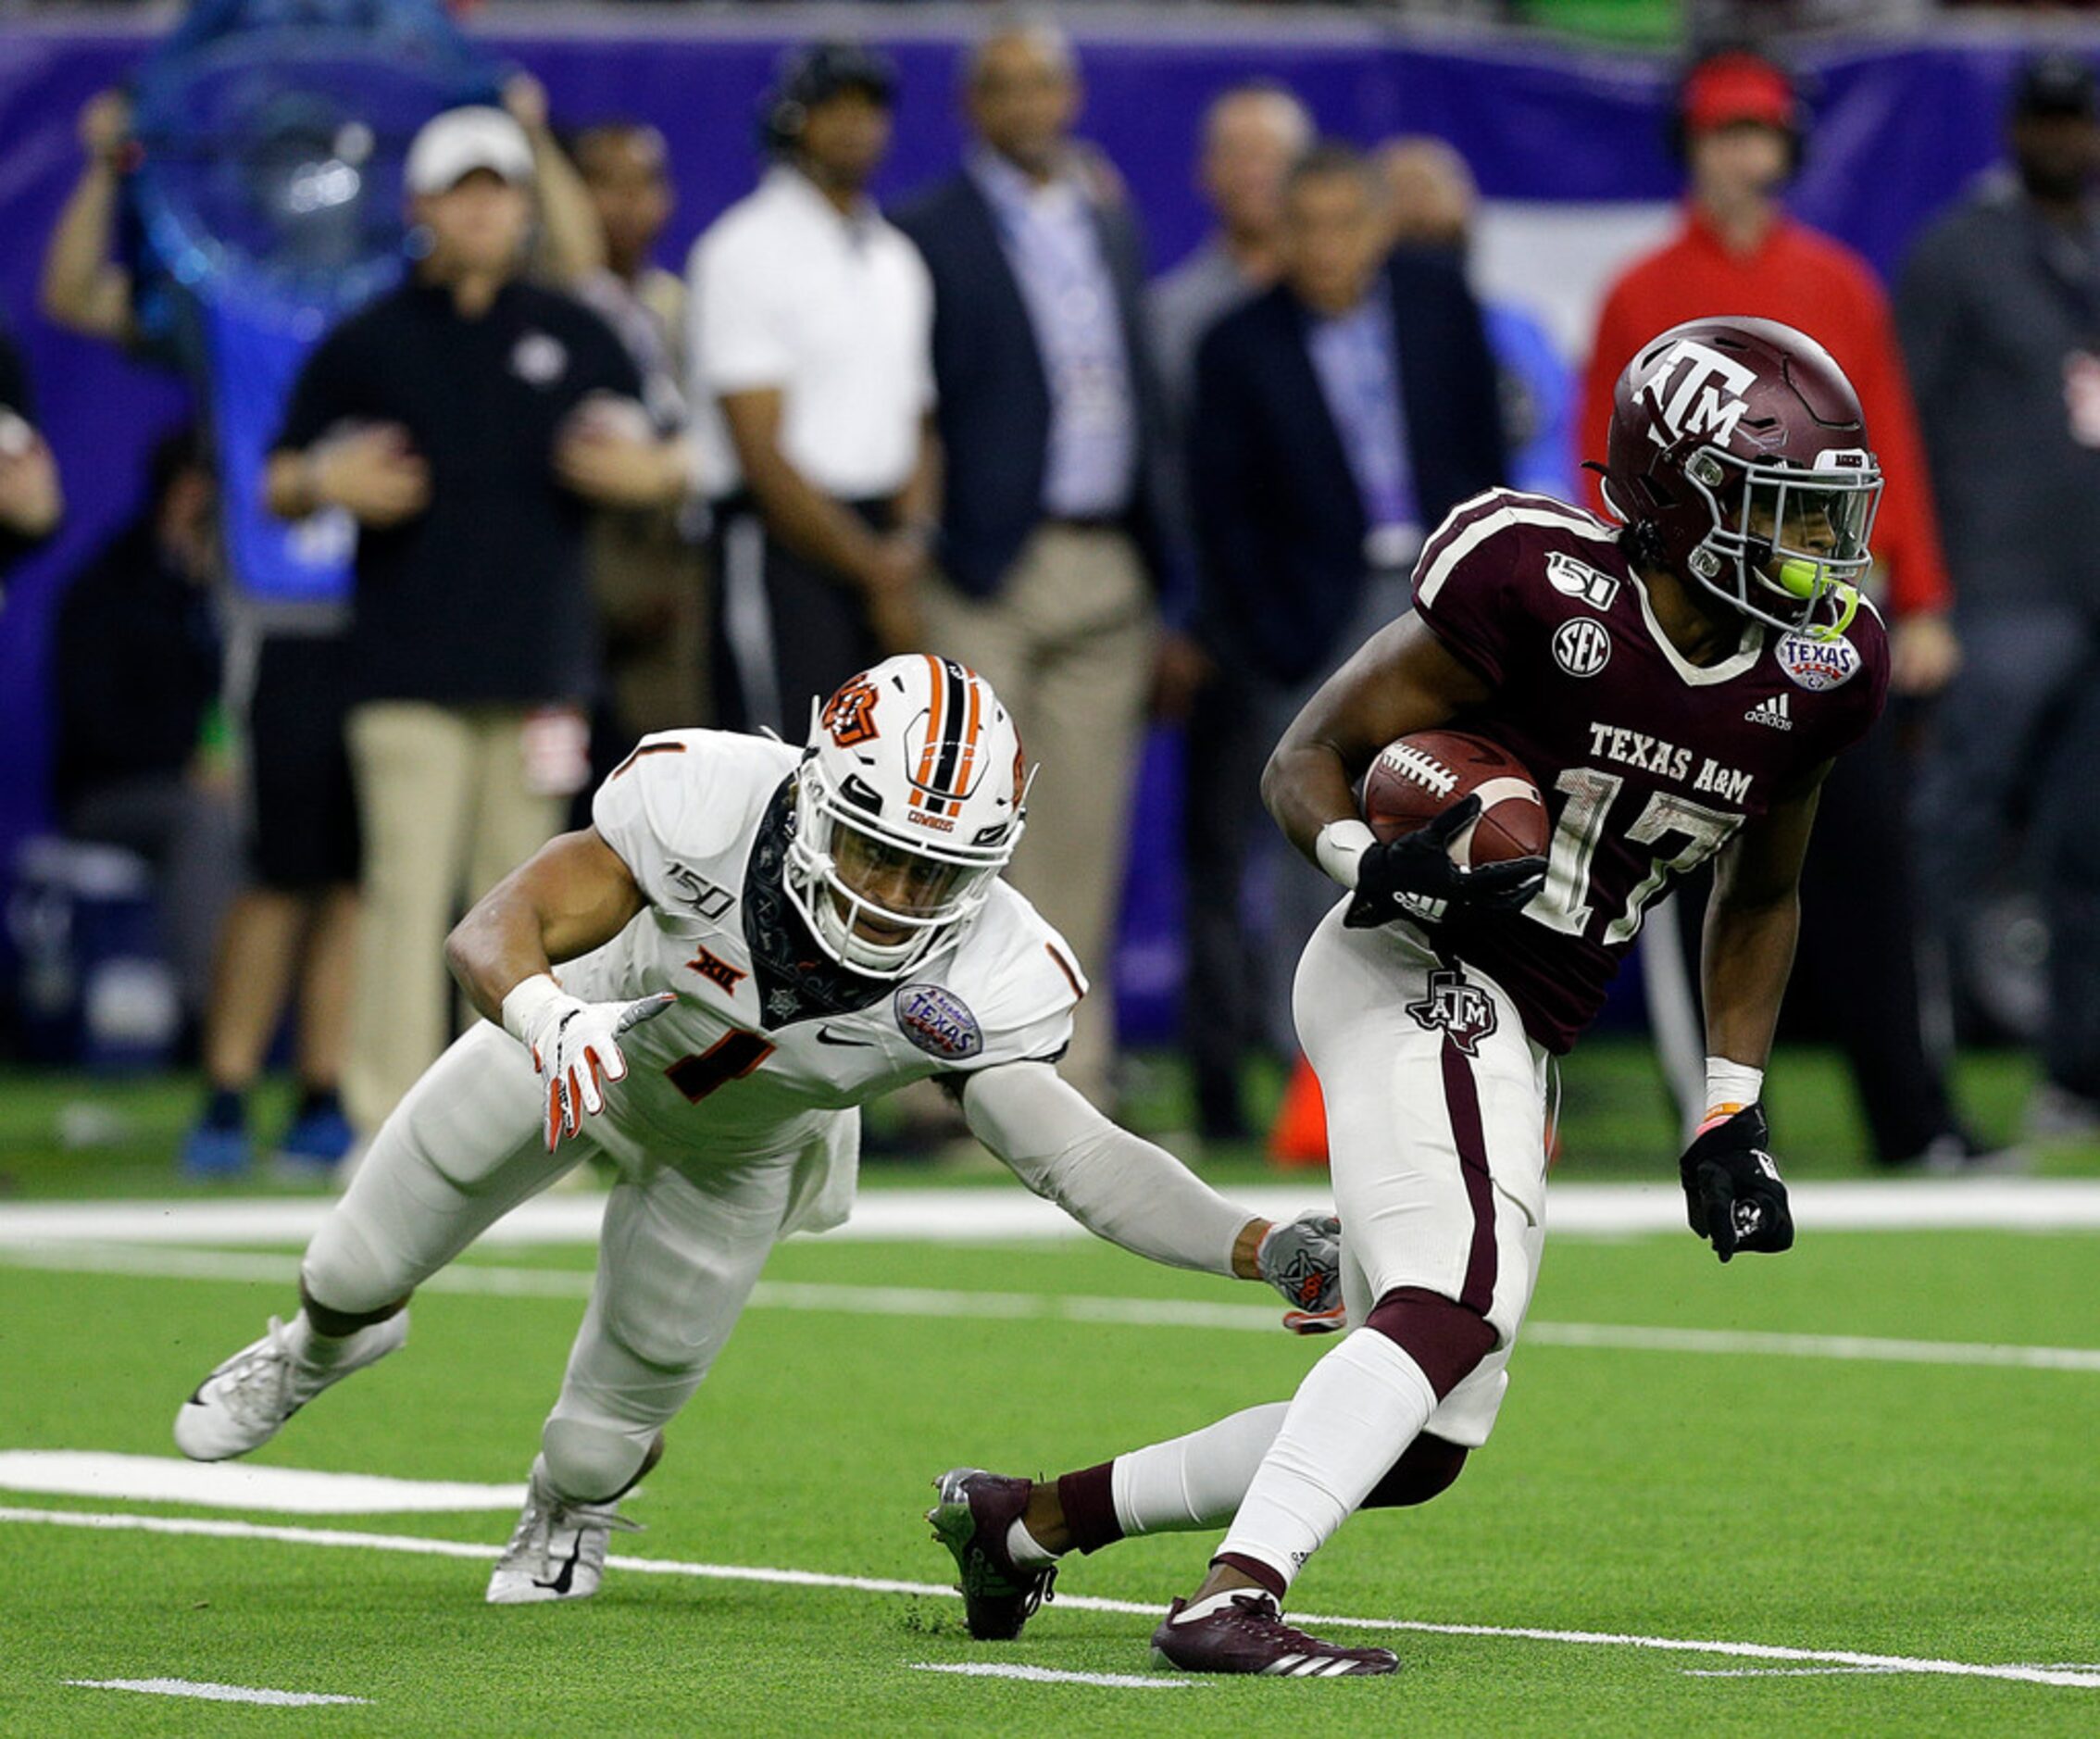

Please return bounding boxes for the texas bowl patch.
[1775,632,1860,692]
[894,983,983,1061]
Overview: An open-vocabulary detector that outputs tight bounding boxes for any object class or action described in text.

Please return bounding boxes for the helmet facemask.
[783,756,1022,979]
[1678,444,1881,641]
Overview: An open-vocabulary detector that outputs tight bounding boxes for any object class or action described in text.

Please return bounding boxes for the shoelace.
[219,1317,298,1425]
[1013,1563,1056,1620]
[508,1492,643,1579]
[1219,1592,1364,1657]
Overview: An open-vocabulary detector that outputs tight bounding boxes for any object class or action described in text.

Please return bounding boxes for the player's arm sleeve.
[1408,497,1520,688]
[957,1060,1252,1278]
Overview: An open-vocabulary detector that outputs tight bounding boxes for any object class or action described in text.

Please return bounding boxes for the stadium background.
[0,6,2095,1732]
[0,12,2075,1044]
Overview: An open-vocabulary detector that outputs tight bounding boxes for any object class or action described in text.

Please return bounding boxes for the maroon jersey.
[1408,488,1890,1052]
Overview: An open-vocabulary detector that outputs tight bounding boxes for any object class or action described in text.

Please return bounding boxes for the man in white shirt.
[686,42,939,738]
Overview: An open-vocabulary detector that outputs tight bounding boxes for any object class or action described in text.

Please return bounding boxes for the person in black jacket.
[50,430,237,1030]
[891,20,1188,1109]
[1182,143,1506,1134]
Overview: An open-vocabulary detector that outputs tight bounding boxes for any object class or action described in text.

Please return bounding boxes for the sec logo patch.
[1552,617,1612,678]
[894,983,983,1061]
[1775,632,1859,692]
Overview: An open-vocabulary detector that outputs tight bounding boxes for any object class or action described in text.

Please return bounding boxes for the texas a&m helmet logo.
[1637,338,1756,448]
[822,678,881,748]
[1406,969,1499,1056]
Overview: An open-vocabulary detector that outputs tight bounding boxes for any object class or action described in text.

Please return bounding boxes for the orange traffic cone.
[1268,1051,1330,1168]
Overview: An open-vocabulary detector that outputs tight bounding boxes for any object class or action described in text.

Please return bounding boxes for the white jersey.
[556,730,1085,1227]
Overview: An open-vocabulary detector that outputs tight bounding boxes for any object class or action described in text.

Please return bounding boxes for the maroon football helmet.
[1600,316,1882,637]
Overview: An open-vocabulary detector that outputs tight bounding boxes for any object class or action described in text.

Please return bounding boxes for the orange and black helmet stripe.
[913,656,984,818]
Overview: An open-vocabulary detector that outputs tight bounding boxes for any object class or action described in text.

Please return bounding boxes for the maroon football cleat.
[1150,1589,1400,1677]
[926,1467,1057,1641]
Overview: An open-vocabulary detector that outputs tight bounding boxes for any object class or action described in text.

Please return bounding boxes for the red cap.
[1681,53,1796,136]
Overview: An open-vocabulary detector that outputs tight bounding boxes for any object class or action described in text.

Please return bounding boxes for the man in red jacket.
[1579,49,1992,1170]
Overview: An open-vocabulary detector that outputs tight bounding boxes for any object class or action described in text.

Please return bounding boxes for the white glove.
[502,975,676,1152]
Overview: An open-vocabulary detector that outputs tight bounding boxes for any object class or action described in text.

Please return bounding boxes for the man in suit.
[894,21,1182,1110]
[1184,142,1505,1132]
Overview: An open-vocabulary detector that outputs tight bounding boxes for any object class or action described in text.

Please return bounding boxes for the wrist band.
[1702,1056,1764,1126]
[500,973,566,1044]
[1315,819,1379,891]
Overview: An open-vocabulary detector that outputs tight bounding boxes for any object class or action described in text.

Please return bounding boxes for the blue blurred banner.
[125,0,495,612]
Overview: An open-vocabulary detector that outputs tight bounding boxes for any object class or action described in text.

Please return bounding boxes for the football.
[1361,731,1549,867]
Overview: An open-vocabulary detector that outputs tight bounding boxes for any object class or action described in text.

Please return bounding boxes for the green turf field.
[5,1037,2099,1200]
[4,1204,2095,1734]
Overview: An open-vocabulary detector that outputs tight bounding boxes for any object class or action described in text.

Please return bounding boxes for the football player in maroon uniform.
[927,316,1892,1675]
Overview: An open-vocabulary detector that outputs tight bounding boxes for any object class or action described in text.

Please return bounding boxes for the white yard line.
[3,1243,2095,1375]
[0,1452,524,1514]
[66,1678,369,1707]
[907,1661,1190,1690]
[5,1179,2100,1248]
[1681,1666,1912,1679]
[3,1505,2094,1693]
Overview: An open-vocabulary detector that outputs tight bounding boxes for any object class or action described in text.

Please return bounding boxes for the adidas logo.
[1745,693,1793,731]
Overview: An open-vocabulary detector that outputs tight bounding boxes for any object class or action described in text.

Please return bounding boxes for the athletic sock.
[1075,1403,1285,1545]
[294,1084,343,1121]
[1215,1330,1439,1594]
[1005,1518,1057,1567]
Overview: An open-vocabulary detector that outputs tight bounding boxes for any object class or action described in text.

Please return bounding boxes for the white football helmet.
[785,656,1030,978]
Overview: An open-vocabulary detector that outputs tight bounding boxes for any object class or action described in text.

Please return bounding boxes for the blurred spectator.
[1184,142,1505,1135]
[38,88,361,1178]
[894,20,1179,1108]
[48,430,234,1031]
[572,120,708,752]
[1581,49,1984,1170]
[497,73,608,291]
[0,322,61,597]
[688,42,935,738]
[1379,135,1576,498]
[1898,52,2100,1138]
[1149,81,1313,423]
[1149,81,1311,1139]
[269,105,682,1136]
[39,90,141,349]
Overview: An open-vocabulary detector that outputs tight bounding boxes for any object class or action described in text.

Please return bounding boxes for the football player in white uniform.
[171,656,1341,1605]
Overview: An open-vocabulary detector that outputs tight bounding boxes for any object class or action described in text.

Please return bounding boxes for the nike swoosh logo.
[533,1541,581,1595]
[816,1029,877,1047]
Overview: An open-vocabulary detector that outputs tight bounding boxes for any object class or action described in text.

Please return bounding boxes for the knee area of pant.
[1364,1285,1495,1400]
[301,1215,406,1319]
[541,1419,655,1506]
[1363,1434,1470,1510]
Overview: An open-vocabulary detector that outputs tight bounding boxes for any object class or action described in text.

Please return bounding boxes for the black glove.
[1344,795,1548,930]
[1678,1104,1794,1264]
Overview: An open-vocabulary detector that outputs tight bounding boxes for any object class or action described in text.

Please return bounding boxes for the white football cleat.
[173,1310,408,1462]
[486,1467,641,1605]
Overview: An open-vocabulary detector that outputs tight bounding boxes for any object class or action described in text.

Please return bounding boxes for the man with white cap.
[268,103,689,1140]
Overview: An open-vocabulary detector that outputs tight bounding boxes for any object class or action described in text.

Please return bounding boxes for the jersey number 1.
[667,1031,776,1103]
[1527,767,1740,944]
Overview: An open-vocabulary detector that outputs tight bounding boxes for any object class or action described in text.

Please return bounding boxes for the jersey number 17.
[1525,767,1743,945]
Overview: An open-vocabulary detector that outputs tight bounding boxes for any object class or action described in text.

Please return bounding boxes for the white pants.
[1294,905,1551,1447]
[305,1023,797,1494]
